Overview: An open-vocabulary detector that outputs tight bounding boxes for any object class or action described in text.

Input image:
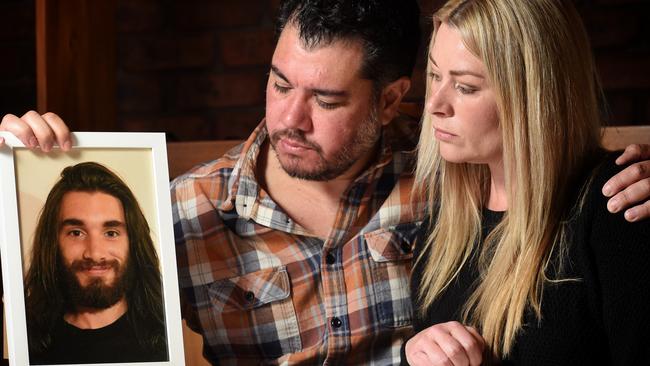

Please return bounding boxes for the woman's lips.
[434,127,457,142]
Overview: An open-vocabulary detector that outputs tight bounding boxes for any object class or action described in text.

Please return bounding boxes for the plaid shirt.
[172,117,424,365]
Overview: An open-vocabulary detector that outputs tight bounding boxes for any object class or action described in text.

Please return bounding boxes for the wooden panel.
[167,140,242,179]
[182,320,210,366]
[36,0,116,131]
[602,125,650,151]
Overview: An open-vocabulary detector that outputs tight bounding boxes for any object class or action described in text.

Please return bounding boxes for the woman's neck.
[487,159,507,211]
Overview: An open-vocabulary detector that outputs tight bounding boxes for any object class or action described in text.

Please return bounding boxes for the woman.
[404,0,650,365]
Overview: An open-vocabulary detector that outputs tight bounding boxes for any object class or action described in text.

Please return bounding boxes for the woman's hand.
[405,321,485,366]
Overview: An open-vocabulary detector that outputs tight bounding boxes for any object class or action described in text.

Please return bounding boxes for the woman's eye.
[455,84,477,95]
[428,72,442,82]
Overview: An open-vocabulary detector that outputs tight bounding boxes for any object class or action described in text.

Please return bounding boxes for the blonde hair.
[415,0,603,358]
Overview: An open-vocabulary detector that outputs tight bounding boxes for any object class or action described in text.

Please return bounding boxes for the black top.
[30,312,168,365]
[405,155,650,365]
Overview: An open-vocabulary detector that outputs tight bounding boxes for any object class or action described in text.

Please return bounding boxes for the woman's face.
[426,22,502,166]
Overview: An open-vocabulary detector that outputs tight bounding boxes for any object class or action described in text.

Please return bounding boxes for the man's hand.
[0,111,72,151]
[405,321,484,366]
[603,144,650,222]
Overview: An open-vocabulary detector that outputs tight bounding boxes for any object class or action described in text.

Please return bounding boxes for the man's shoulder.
[171,142,244,185]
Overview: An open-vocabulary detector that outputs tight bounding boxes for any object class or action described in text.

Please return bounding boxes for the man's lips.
[79,265,113,276]
[279,137,312,152]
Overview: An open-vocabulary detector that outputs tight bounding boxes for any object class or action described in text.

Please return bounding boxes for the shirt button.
[244,291,255,302]
[325,252,336,265]
[330,317,342,328]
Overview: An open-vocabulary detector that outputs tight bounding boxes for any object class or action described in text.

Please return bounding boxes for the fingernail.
[63,140,71,151]
[607,197,620,213]
[624,209,638,222]
[29,136,38,148]
[602,184,612,197]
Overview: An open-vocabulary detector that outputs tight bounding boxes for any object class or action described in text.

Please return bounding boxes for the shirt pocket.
[203,266,302,359]
[364,222,419,328]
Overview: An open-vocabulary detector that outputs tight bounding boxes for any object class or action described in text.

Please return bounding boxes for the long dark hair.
[25,162,166,355]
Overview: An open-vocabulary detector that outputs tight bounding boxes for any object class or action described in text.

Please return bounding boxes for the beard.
[60,256,131,310]
[269,106,382,181]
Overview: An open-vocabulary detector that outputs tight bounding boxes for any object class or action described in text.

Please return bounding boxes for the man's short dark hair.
[24,162,166,356]
[276,0,421,94]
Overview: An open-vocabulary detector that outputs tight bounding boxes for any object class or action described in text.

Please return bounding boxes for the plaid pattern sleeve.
[172,117,425,365]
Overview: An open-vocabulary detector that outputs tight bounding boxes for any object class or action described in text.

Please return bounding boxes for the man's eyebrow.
[59,219,126,228]
[60,218,84,227]
[270,65,348,97]
[104,220,126,228]
[428,54,485,79]
[270,65,290,83]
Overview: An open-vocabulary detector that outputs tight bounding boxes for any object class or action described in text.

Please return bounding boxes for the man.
[24,162,167,364]
[2,0,650,364]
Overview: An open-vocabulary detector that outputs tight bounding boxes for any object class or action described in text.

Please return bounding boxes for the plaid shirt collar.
[220,118,417,238]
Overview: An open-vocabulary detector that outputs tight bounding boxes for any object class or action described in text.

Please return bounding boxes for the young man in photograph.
[24,162,167,364]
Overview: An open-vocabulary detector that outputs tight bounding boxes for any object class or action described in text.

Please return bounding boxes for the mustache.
[270,129,322,153]
[68,258,120,272]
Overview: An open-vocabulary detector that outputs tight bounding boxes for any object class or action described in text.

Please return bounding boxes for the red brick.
[581,9,641,49]
[212,107,265,140]
[597,56,650,90]
[117,0,164,33]
[268,0,282,15]
[120,34,214,71]
[176,72,267,109]
[605,92,637,125]
[120,115,213,141]
[217,29,276,66]
[405,63,427,102]
[174,0,265,29]
[0,2,34,41]
[117,75,162,112]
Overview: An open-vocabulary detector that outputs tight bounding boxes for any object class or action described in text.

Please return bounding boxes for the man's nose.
[282,93,312,131]
[82,233,106,261]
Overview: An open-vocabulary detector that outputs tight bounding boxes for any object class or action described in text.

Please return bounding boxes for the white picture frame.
[0,132,185,366]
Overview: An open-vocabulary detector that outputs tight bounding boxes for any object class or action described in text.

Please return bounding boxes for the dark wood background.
[0,0,649,141]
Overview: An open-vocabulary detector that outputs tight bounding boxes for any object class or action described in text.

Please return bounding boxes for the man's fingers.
[21,110,57,152]
[42,112,72,151]
[615,144,650,165]
[429,326,470,366]
[1,113,38,147]
[624,200,650,222]
[603,161,650,198]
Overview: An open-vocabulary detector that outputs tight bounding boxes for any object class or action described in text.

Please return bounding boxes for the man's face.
[265,23,382,181]
[57,191,130,308]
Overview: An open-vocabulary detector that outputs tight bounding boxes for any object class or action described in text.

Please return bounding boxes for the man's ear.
[377,77,411,126]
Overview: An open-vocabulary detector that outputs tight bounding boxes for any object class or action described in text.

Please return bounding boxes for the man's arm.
[2,111,650,220]
[602,144,650,222]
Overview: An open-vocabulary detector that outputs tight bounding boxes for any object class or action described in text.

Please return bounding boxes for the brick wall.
[1,0,648,140]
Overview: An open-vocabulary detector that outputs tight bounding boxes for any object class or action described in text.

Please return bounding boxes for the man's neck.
[258,141,378,238]
[64,297,128,330]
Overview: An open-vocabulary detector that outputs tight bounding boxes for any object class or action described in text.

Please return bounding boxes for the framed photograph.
[0,132,184,366]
